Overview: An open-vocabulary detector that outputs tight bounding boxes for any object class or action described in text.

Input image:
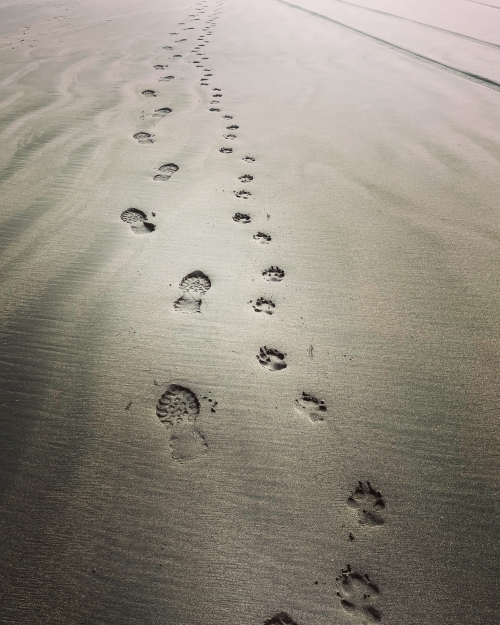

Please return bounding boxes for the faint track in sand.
[274,0,500,93]
[326,0,500,50]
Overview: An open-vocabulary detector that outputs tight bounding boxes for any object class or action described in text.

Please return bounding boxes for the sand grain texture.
[0,0,499,623]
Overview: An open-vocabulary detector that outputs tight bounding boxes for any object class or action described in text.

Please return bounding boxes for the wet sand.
[0,0,499,623]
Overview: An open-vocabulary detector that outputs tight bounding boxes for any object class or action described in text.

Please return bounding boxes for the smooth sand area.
[0,0,499,623]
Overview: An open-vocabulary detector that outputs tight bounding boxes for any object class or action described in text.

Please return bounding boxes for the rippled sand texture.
[1,0,499,623]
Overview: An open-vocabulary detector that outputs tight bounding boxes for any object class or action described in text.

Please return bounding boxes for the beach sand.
[0,0,499,623]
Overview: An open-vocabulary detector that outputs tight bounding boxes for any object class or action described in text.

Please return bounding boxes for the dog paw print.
[347,481,385,526]
[336,565,382,622]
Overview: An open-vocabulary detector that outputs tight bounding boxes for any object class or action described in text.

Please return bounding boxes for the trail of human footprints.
[123,0,388,621]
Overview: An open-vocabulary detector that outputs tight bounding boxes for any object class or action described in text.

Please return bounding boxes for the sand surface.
[0,0,499,623]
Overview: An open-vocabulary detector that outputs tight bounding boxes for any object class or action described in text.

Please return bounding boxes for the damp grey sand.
[0,0,499,623]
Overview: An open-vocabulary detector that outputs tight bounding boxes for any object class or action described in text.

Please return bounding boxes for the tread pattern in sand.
[120,208,155,234]
[174,270,211,313]
[156,384,207,462]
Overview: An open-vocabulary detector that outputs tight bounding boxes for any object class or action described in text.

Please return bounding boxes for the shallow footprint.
[120,208,155,234]
[336,565,382,622]
[159,75,175,81]
[156,385,207,462]
[133,131,154,144]
[294,392,327,422]
[253,232,271,244]
[242,155,255,162]
[233,212,251,223]
[251,297,275,314]
[174,270,211,313]
[222,114,233,119]
[154,162,179,181]
[153,64,165,70]
[235,190,251,199]
[224,134,237,140]
[262,266,284,281]
[257,346,287,371]
[153,107,172,117]
[210,108,220,112]
[226,125,239,130]
[347,482,385,526]
[239,174,253,182]
[220,147,232,153]
[142,89,157,97]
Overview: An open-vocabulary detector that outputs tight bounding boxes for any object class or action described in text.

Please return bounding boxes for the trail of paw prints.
[156,384,207,462]
[336,565,382,622]
[174,270,211,313]
[120,208,155,234]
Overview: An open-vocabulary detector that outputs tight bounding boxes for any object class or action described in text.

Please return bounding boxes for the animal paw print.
[235,190,251,199]
[336,565,382,622]
[294,392,327,422]
[233,212,251,223]
[347,482,385,526]
[239,174,253,182]
[253,232,271,244]
[262,266,284,282]
[257,346,287,371]
[251,298,275,314]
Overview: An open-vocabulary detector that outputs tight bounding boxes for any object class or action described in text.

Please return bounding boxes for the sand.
[0,0,499,623]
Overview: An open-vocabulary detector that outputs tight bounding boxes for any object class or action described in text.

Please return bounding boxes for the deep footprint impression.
[347,482,385,526]
[336,565,382,622]
[257,346,287,371]
[262,266,284,281]
[235,190,251,199]
[120,208,155,234]
[156,385,207,462]
[154,162,179,181]
[294,392,327,422]
[251,298,275,314]
[174,270,211,313]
